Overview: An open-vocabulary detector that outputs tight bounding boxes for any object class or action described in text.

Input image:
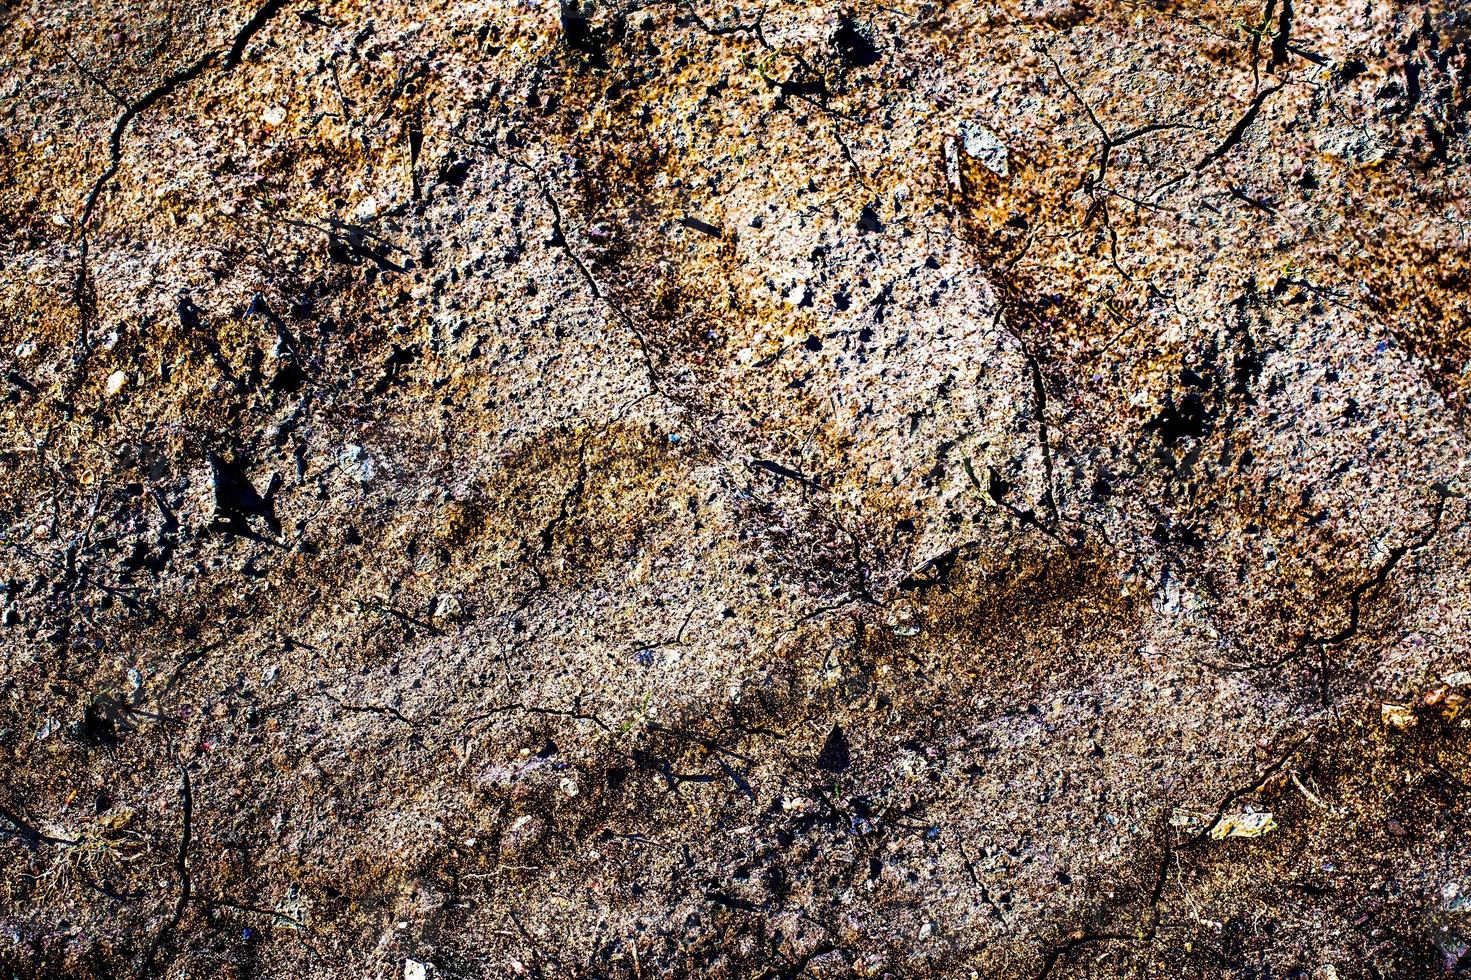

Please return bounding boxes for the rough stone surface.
[3,1,1471,977]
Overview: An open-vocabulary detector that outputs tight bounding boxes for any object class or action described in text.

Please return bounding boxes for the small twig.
[1038,44,1197,188]
[1291,770,1328,809]
[539,180,664,391]
[64,46,131,110]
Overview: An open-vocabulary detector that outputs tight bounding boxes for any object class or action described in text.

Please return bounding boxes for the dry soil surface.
[4,1,1471,978]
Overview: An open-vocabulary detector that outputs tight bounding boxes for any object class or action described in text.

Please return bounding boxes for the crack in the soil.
[1208,482,1457,675]
[1034,729,1316,978]
[136,759,192,979]
[71,0,292,360]
[1037,486,1457,973]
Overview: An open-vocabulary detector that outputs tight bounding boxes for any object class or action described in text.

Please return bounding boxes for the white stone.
[339,444,377,483]
[960,122,1009,177]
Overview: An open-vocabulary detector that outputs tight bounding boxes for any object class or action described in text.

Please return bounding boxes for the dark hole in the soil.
[438,158,473,188]
[75,700,118,747]
[561,0,623,67]
[208,454,281,538]
[833,15,880,68]
[1145,392,1211,446]
[816,724,851,772]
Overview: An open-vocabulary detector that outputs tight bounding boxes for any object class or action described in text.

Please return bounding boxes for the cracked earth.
[4,0,1471,977]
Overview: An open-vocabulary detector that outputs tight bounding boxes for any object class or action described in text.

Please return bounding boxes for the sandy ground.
[3,0,1471,976]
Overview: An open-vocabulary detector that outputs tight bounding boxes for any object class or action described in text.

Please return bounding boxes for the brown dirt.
[4,1,1471,977]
